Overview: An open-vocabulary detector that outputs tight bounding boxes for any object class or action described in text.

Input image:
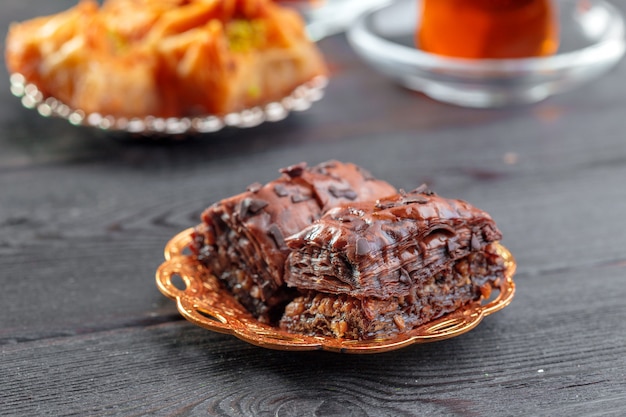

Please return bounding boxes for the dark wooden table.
[2,1,626,416]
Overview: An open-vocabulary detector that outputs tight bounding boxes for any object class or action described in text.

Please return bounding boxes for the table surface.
[2,1,626,416]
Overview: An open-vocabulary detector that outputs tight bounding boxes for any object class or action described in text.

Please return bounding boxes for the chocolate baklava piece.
[279,186,506,339]
[190,161,397,322]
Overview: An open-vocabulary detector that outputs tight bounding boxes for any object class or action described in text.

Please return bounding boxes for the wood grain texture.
[2,260,626,416]
[2,0,626,415]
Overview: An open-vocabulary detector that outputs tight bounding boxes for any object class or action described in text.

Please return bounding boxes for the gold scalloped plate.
[9,73,327,135]
[156,228,516,353]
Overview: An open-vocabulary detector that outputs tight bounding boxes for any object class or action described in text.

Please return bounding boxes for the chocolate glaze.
[284,188,502,299]
[280,247,506,340]
[190,161,397,320]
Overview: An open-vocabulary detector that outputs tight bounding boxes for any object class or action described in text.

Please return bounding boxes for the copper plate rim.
[9,73,327,135]
[156,227,516,353]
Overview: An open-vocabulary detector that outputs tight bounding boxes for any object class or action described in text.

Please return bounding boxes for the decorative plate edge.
[156,228,516,353]
[9,73,328,135]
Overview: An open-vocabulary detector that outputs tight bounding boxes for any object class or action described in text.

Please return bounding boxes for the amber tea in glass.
[417,0,559,59]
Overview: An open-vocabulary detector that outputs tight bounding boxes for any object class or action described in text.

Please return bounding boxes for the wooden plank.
[2,1,626,415]
[2,120,626,339]
[1,261,625,416]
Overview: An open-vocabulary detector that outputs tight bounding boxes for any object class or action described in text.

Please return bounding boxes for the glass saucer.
[294,0,392,41]
[156,228,517,353]
[347,0,626,107]
[9,73,327,135]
